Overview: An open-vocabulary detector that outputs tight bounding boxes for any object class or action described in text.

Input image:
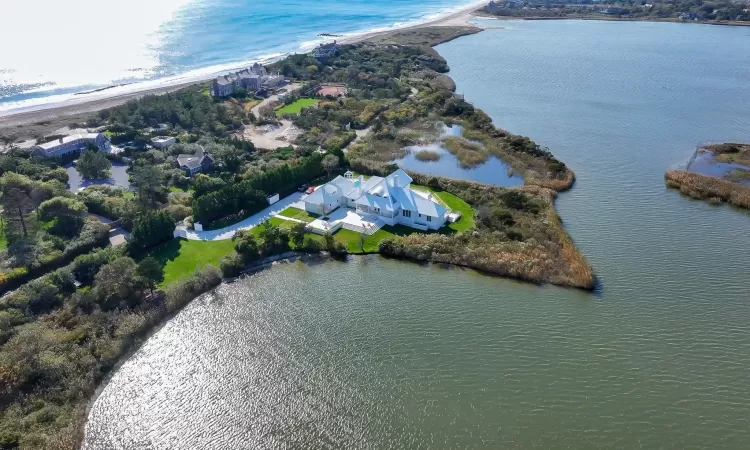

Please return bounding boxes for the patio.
[306,207,384,235]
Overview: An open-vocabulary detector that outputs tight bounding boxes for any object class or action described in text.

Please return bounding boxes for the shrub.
[220,253,244,277]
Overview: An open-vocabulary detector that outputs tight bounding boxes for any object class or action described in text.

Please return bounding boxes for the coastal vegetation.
[413,149,441,162]
[478,0,750,24]
[442,136,489,168]
[665,143,750,209]
[665,170,750,209]
[379,174,594,289]
[0,24,593,447]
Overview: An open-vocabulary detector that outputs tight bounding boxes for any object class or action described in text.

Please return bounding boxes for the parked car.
[305,186,316,194]
[298,183,310,192]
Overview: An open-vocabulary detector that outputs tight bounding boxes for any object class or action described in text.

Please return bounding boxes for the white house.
[151,136,176,148]
[303,169,447,231]
[32,133,111,157]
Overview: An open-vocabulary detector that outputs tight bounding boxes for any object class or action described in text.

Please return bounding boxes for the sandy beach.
[0,1,485,138]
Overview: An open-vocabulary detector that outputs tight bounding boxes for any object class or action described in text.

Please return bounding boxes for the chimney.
[392,174,399,187]
[59,137,64,143]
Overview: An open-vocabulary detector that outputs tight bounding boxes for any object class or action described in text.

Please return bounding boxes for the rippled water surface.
[84,20,750,449]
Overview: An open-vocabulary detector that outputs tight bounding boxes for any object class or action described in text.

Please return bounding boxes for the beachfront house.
[312,41,341,59]
[209,63,285,97]
[303,169,448,231]
[32,132,111,158]
[177,146,214,176]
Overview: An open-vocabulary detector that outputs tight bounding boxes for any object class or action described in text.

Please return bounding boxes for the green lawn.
[411,186,475,232]
[140,238,236,287]
[276,98,318,116]
[334,225,417,253]
[277,207,318,223]
[168,186,191,194]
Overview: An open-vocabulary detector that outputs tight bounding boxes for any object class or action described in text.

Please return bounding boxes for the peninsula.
[0,19,593,450]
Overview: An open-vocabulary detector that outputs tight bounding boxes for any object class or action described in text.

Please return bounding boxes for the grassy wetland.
[666,143,750,209]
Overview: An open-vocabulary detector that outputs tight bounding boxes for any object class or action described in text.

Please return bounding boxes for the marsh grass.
[414,149,442,162]
[665,170,750,209]
[380,174,596,289]
[442,136,488,168]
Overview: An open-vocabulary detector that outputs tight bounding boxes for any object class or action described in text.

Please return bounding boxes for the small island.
[665,143,750,209]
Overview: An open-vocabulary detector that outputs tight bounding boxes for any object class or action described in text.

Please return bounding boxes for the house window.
[427,216,432,222]
[402,210,411,218]
[375,207,380,213]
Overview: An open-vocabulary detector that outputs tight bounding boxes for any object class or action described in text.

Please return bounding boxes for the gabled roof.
[356,192,396,212]
[412,192,447,217]
[385,168,412,188]
[177,146,212,170]
[305,184,342,205]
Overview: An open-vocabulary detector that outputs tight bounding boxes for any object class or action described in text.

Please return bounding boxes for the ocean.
[0,0,480,113]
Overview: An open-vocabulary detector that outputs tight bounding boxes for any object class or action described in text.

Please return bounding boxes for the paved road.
[176,192,305,241]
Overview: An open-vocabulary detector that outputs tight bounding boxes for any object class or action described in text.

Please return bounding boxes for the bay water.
[83,20,750,449]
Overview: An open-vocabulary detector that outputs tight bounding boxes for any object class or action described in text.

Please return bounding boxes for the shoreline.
[472,11,750,27]
[0,1,485,133]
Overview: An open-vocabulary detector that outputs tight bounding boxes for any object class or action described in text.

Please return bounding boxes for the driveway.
[176,192,306,241]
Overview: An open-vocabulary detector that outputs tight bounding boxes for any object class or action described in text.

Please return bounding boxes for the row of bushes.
[192,154,324,224]
[0,219,110,295]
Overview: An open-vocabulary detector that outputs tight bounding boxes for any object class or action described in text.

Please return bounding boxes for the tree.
[290,222,307,249]
[321,154,339,178]
[128,210,175,251]
[77,150,111,180]
[259,221,289,254]
[37,196,87,236]
[130,165,166,208]
[191,174,226,197]
[94,256,139,310]
[137,257,163,294]
[0,173,37,240]
[258,104,276,121]
[211,145,245,173]
[233,230,260,262]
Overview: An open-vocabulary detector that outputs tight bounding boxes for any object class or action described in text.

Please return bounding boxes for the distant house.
[679,12,699,20]
[262,74,285,89]
[312,41,340,59]
[209,63,283,97]
[209,75,237,97]
[151,136,176,149]
[237,69,262,91]
[32,133,111,157]
[177,146,214,176]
